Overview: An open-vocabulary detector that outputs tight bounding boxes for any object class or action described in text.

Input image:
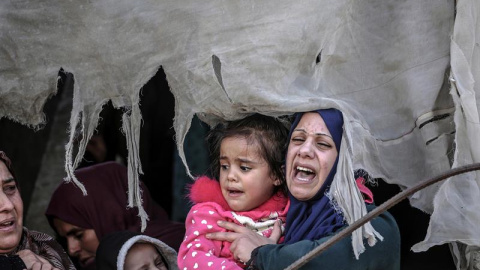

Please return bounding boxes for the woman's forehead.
[0,160,14,181]
[295,112,331,135]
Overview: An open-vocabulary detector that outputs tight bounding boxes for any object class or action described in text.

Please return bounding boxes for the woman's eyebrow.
[1,178,15,184]
[293,128,333,139]
[65,228,82,237]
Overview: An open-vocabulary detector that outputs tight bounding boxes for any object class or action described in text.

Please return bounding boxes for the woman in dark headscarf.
[206,109,401,270]
[0,151,75,270]
[45,161,185,270]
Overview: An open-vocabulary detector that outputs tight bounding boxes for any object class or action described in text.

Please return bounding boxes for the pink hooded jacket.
[178,176,289,270]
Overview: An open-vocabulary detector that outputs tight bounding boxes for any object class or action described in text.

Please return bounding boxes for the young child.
[178,114,290,270]
[96,231,179,270]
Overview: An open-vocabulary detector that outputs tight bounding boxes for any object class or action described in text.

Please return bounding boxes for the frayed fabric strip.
[330,126,383,259]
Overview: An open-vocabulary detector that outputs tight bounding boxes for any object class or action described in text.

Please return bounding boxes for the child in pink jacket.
[178,114,290,270]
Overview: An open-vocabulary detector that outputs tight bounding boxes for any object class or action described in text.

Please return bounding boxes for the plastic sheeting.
[1,0,479,267]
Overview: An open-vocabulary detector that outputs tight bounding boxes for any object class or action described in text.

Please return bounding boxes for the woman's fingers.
[17,250,57,270]
[31,262,42,270]
[217,220,250,233]
[229,237,254,263]
[269,220,282,243]
[206,219,284,264]
[206,230,239,242]
[206,220,251,242]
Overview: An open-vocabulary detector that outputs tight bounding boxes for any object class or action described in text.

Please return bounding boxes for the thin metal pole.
[285,163,480,270]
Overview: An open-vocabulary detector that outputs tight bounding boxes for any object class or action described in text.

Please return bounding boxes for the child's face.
[124,243,168,270]
[219,137,280,211]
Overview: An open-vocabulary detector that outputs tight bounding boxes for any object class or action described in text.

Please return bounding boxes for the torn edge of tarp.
[64,98,150,232]
[330,118,384,259]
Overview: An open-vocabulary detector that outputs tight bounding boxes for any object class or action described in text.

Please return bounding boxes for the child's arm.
[178,204,244,270]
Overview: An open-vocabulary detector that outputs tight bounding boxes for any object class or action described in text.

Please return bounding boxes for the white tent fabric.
[1,0,479,267]
[412,0,480,268]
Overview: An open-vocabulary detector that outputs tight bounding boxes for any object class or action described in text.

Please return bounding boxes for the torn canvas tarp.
[1,0,479,267]
[412,0,480,268]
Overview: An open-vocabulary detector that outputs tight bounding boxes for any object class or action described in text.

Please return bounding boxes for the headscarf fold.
[45,161,185,251]
[284,109,346,243]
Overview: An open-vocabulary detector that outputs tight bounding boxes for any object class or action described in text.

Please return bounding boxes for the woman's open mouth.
[295,166,316,182]
[0,219,15,231]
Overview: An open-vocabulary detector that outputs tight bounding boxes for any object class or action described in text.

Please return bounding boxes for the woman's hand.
[206,220,282,263]
[17,250,59,270]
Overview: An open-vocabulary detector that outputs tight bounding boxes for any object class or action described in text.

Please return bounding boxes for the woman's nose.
[298,139,314,158]
[67,238,81,257]
[0,192,14,212]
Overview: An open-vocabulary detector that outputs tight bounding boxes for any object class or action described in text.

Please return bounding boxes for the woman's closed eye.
[317,141,332,148]
[291,136,305,144]
[74,232,84,240]
[4,184,17,195]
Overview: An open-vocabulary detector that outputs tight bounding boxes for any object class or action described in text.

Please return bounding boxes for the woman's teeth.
[297,166,314,174]
[296,166,316,181]
[0,221,13,226]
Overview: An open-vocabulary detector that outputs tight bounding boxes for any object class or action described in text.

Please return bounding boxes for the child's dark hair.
[206,114,289,195]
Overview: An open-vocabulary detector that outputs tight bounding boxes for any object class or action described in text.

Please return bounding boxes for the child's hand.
[206,220,282,263]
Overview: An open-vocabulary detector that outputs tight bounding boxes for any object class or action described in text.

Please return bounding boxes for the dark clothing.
[252,205,400,270]
[45,161,185,251]
[0,255,26,270]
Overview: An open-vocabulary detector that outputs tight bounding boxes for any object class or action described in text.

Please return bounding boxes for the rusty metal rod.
[285,163,480,270]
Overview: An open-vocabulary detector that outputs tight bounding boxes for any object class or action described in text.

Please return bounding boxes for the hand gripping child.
[178,114,290,270]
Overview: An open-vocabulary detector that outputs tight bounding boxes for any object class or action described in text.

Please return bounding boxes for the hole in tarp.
[316,50,322,64]
[212,54,231,102]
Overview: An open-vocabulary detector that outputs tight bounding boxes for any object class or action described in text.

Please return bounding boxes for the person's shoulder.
[23,228,55,241]
[25,228,55,240]
[189,176,230,207]
[20,227,76,270]
[363,204,401,269]
[188,201,232,218]
[365,204,398,228]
